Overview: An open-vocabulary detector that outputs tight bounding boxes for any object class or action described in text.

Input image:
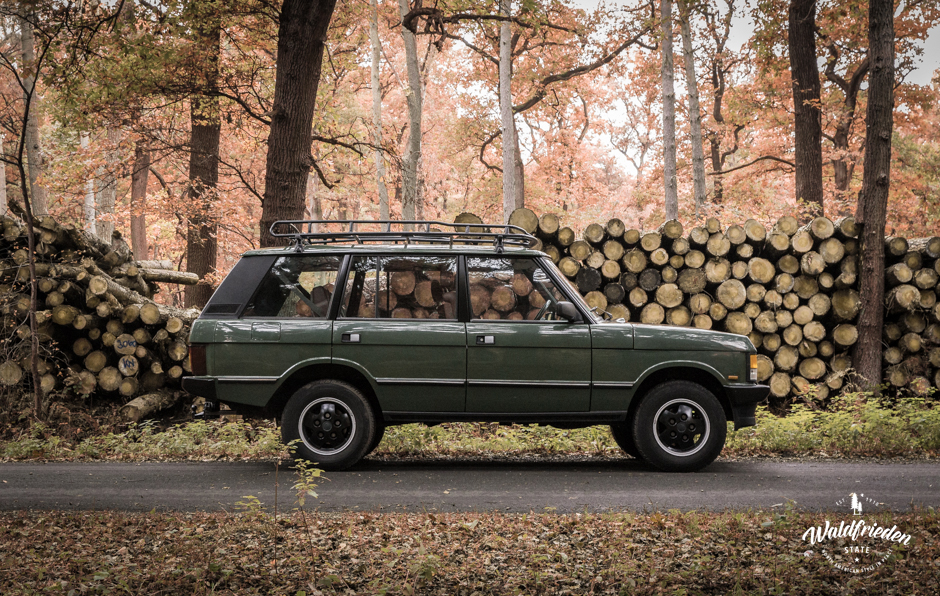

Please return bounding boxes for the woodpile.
[880,236,940,393]
[1,212,200,419]
[503,208,940,405]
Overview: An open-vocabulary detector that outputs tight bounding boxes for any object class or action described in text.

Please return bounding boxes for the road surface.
[1,457,937,513]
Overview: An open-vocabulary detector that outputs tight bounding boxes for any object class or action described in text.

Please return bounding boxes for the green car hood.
[631,323,754,352]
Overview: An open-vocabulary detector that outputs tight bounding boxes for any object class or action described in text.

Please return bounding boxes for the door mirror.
[556,301,582,322]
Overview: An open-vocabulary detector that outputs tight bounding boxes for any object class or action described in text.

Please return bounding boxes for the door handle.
[476,335,495,345]
[342,333,360,343]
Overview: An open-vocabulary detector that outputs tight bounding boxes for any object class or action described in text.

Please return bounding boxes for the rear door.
[332,255,466,413]
[465,256,592,413]
[213,255,340,405]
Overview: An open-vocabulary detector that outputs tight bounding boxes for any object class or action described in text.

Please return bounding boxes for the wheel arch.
[627,365,732,425]
[267,362,383,423]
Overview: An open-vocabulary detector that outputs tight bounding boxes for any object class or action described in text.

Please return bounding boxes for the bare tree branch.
[710,155,795,175]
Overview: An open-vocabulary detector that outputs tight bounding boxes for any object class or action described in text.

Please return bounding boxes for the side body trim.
[375,377,465,386]
[468,380,591,388]
[217,376,280,383]
[383,411,628,424]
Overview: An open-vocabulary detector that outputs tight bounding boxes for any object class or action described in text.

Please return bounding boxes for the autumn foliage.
[0,0,936,296]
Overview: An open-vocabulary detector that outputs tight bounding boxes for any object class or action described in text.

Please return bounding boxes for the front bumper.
[723,383,769,429]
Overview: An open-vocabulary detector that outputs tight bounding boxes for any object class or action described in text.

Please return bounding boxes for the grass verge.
[2,394,940,462]
[1,506,937,595]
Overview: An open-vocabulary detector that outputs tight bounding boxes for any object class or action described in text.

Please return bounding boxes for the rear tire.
[632,381,726,472]
[281,380,375,470]
[610,423,641,459]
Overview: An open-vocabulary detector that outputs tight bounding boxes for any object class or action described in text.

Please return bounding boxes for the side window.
[242,256,340,318]
[340,256,457,319]
[467,257,568,321]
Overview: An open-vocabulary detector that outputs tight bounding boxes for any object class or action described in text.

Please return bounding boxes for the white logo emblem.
[800,492,911,574]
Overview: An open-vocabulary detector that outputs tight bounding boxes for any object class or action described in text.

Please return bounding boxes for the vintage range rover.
[183,220,768,472]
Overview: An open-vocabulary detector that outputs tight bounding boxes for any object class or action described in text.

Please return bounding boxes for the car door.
[332,254,466,413]
[465,256,591,413]
[212,255,340,404]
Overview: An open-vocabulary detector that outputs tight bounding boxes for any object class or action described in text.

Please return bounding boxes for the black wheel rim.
[298,397,356,456]
[653,398,710,457]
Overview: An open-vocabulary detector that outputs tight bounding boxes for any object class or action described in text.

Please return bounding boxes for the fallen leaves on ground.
[1,506,937,595]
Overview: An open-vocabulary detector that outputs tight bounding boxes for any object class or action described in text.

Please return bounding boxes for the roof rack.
[270,219,539,252]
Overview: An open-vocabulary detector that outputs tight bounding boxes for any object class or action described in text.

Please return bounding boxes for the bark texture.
[130,144,150,259]
[853,0,894,388]
[788,0,823,216]
[399,0,423,221]
[19,13,48,216]
[500,0,519,222]
[184,9,221,309]
[678,0,705,217]
[369,0,390,219]
[661,0,678,220]
[80,133,96,235]
[260,0,338,247]
[95,127,121,242]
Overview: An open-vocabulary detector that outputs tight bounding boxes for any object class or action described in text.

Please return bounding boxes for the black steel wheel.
[632,380,726,472]
[609,423,641,459]
[281,380,375,470]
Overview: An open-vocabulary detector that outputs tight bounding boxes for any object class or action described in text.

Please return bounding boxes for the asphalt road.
[1,457,938,513]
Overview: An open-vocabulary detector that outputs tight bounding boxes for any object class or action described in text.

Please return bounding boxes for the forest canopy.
[1,0,938,306]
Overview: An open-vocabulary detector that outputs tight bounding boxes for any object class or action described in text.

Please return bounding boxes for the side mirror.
[556,301,582,322]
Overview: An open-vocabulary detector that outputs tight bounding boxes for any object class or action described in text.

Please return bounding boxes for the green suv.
[183,221,768,472]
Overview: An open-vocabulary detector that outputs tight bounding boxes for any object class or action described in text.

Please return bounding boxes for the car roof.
[240,244,547,258]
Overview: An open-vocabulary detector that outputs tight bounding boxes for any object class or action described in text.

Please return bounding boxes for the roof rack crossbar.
[269,219,540,250]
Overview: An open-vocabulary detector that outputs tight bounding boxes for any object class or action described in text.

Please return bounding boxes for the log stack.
[1,212,201,417]
[880,236,940,393]
[504,207,940,405]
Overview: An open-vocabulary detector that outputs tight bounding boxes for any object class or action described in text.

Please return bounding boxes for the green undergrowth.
[2,393,939,461]
[1,506,937,595]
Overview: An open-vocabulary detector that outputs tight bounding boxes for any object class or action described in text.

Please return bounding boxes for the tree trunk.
[19,13,48,217]
[184,11,221,309]
[95,127,121,242]
[678,0,705,218]
[788,0,824,217]
[853,0,894,388]
[259,0,338,247]
[130,143,150,259]
[499,0,519,223]
[399,0,423,222]
[0,136,6,217]
[512,121,525,211]
[80,133,96,235]
[369,0,390,219]
[661,0,678,220]
[305,172,323,229]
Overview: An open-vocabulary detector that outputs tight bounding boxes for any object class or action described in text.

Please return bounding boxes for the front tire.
[632,381,726,472]
[281,380,375,470]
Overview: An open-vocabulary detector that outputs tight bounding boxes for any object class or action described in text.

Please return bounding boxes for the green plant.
[292,457,322,508]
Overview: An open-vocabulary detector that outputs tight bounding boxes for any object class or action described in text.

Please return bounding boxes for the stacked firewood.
[0,212,200,419]
[495,208,940,404]
[880,237,940,393]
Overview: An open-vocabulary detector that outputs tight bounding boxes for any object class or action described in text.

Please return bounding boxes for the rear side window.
[340,255,457,319]
[241,256,341,318]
